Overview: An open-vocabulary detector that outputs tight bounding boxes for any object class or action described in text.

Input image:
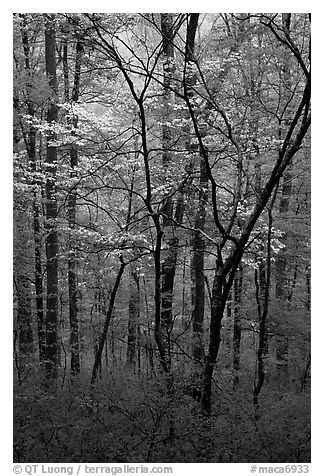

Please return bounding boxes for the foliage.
[13,12,310,463]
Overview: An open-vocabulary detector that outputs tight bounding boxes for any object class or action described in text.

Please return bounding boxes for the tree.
[44,13,59,379]
[126,264,140,371]
[63,29,84,374]
[15,13,46,361]
[180,14,310,413]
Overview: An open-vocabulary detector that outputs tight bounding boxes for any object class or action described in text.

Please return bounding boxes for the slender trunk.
[275,171,291,382]
[160,13,178,373]
[126,265,140,371]
[305,265,310,313]
[274,13,294,384]
[155,25,178,428]
[301,353,311,392]
[183,13,207,368]
[287,261,298,308]
[159,15,195,375]
[20,15,45,361]
[13,127,33,358]
[91,258,126,385]
[33,183,46,362]
[253,167,276,406]
[154,228,168,372]
[253,244,270,406]
[14,272,33,356]
[63,39,69,101]
[201,261,227,413]
[137,322,141,376]
[192,158,208,363]
[181,247,188,330]
[125,154,141,372]
[143,276,155,378]
[65,38,84,374]
[68,170,80,374]
[44,14,59,379]
[199,244,247,413]
[232,264,243,389]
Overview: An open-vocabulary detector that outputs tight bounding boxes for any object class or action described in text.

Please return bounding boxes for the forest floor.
[13,366,311,463]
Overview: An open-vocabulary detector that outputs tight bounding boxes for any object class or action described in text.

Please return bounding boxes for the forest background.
[4,0,322,470]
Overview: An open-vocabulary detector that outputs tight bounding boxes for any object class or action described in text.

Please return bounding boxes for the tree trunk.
[13,110,33,358]
[20,15,45,362]
[197,94,310,414]
[192,158,208,363]
[275,169,292,383]
[305,265,310,313]
[232,264,243,389]
[183,13,207,367]
[91,258,126,385]
[33,181,46,363]
[159,15,197,375]
[274,13,294,385]
[252,165,273,405]
[158,18,180,437]
[201,260,227,413]
[126,265,140,371]
[159,13,178,373]
[44,13,59,379]
[253,218,272,407]
[14,255,33,357]
[65,38,84,374]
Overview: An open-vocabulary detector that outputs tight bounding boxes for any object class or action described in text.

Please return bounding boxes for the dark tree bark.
[124,156,141,372]
[275,13,294,384]
[191,182,207,363]
[182,13,209,366]
[20,15,45,361]
[126,265,140,371]
[16,279,33,354]
[252,149,273,404]
[159,13,179,373]
[64,38,84,374]
[305,265,311,313]
[185,14,209,366]
[200,258,226,412]
[44,13,59,379]
[275,169,292,382]
[13,236,33,357]
[232,264,243,389]
[33,176,46,363]
[13,89,33,359]
[301,353,311,392]
[253,206,274,407]
[91,257,126,385]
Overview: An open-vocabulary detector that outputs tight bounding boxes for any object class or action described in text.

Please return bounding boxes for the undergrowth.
[14,367,310,463]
